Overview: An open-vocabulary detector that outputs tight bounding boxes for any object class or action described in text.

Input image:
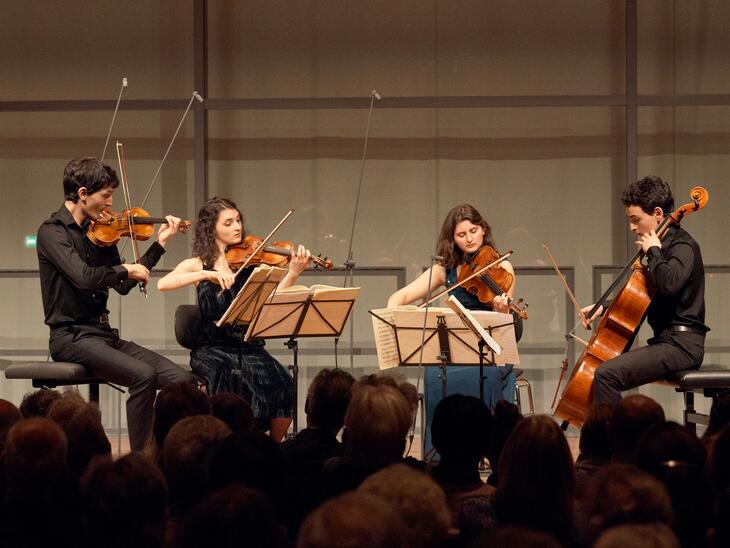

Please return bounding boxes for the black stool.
[4,361,103,403]
[657,366,730,434]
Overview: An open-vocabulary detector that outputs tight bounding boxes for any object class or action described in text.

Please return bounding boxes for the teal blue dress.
[423,265,521,457]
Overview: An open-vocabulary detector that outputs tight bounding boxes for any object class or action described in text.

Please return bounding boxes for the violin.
[87,207,192,247]
[225,234,333,271]
[553,187,709,428]
[457,245,529,320]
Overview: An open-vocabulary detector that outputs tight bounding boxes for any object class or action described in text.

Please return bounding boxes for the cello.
[553,186,709,428]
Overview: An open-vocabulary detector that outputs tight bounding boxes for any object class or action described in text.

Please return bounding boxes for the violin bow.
[118,90,204,258]
[116,141,147,297]
[100,77,128,162]
[541,242,589,333]
[418,250,513,308]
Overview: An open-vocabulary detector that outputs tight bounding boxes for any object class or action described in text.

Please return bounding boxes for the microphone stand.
[340,89,382,369]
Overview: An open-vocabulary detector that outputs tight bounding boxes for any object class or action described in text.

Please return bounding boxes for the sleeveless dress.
[423,265,520,456]
[190,266,293,420]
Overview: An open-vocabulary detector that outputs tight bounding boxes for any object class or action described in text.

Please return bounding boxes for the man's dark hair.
[305,368,355,432]
[63,157,119,202]
[621,175,674,215]
[153,381,211,449]
[19,388,62,418]
[210,392,254,433]
[432,394,491,462]
[612,394,665,462]
[81,452,168,548]
[580,403,613,458]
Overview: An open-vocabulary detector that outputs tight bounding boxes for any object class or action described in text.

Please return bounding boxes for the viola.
[553,186,709,428]
[225,234,333,272]
[457,245,529,320]
[87,207,192,247]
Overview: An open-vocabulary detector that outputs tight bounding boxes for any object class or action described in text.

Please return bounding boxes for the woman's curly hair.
[192,197,244,268]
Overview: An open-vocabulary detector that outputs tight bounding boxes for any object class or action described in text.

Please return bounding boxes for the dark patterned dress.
[190,266,293,419]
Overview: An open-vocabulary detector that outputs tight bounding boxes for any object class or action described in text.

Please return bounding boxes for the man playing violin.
[583,176,708,407]
[37,157,193,452]
[158,196,312,442]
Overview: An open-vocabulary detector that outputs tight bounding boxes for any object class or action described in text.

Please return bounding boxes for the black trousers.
[593,330,705,407]
[50,323,193,451]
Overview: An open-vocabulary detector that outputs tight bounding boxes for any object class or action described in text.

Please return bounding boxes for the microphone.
[432,255,444,262]
[371,89,383,101]
[193,91,204,103]
[122,77,128,88]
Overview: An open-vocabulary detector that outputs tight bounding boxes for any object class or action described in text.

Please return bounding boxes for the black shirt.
[645,224,709,335]
[37,204,165,328]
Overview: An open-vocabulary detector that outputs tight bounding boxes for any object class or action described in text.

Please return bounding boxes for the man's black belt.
[85,314,109,324]
[668,324,704,335]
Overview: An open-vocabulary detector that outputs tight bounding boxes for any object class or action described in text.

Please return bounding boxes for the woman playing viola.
[158,197,312,441]
[387,203,522,454]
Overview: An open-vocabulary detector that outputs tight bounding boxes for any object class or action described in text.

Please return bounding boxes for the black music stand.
[245,285,360,433]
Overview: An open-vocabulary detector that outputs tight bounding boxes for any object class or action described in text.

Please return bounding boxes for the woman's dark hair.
[63,157,119,202]
[192,196,244,268]
[495,415,575,543]
[435,204,496,269]
[621,176,674,215]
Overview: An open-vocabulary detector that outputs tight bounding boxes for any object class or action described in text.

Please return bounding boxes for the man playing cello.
[583,176,708,407]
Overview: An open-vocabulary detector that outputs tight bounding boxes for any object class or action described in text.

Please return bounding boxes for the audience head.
[635,421,710,547]
[0,398,22,452]
[19,388,62,418]
[711,424,730,494]
[584,463,673,545]
[152,381,210,452]
[3,417,67,497]
[494,415,574,542]
[359,463,451,548]
[305,368,355,433]
[464,526,563,548]
[177,485,287,548]
[210,429,287,510]
[594,523,679,548]
[298,491,404,548]
[432,394,491,464]
[579,403,613,458]
[210,392,254,433]
[486,400,523,482]
[48,391,111,476]
[81,452,167,548]
[344,384,412,469]
[612,394,665,461]
[163,414,231,517]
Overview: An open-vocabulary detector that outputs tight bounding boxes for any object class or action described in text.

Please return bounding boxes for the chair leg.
[516,379,534,416]
[683,390,696,436]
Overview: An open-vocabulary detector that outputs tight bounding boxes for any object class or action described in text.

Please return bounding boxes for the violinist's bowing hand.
[157,215,182,246]
[580,304,604,330]
[288,244,312,276]
[636,230,661,253]
[493,293,510,313]
[206,270,236,290]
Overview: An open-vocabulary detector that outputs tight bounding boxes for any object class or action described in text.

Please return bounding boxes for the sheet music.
[370,305,418,370]
[370,305,519,369]
[215,264,287,328]
[446,296,501,355]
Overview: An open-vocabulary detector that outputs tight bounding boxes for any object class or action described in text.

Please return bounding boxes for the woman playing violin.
[158,196,312,441]
[387,203,522,454]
